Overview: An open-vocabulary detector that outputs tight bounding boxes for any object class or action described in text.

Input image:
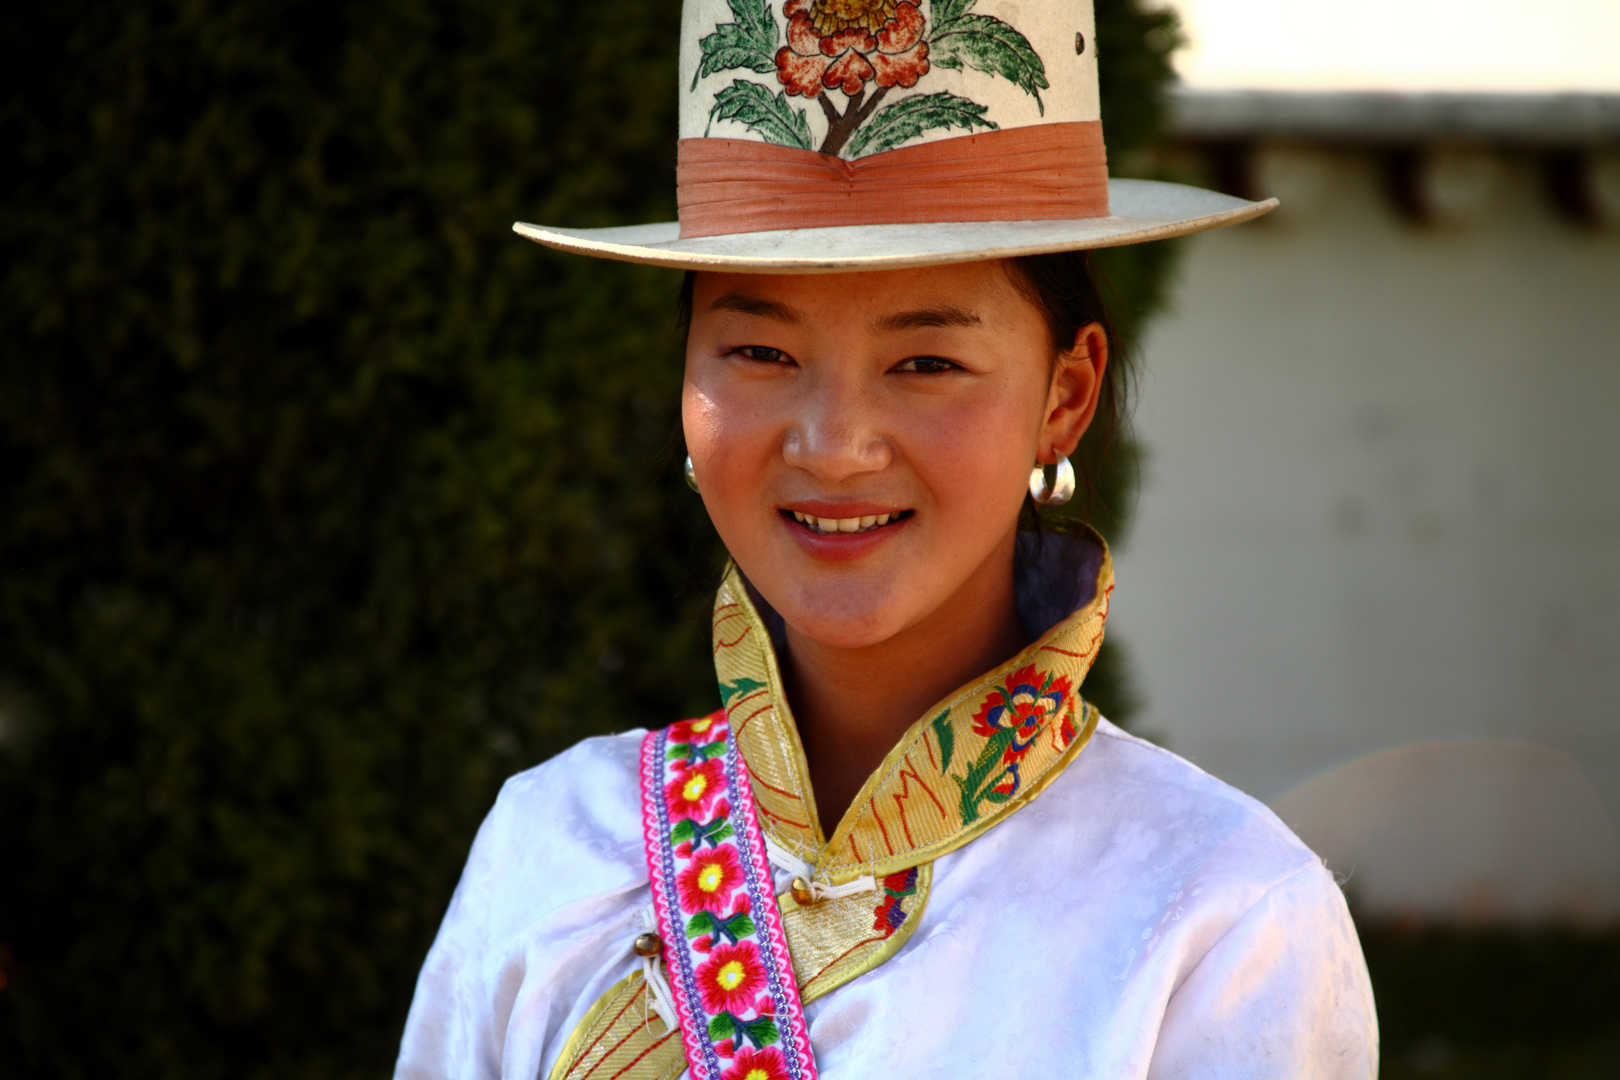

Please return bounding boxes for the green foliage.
[0,0,711,1076]
[847,91,995,157]
[0,0,1183,1077]
[707,79,814,149]
[692,0,779,89]
[928,11,1050,114]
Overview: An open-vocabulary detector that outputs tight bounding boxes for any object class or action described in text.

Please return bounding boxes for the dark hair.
[1002,251,1134,522]
[674,251,1133,520]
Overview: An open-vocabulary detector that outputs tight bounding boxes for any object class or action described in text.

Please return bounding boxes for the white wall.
[1168,0,1620,93]
[1114,146,1620,843]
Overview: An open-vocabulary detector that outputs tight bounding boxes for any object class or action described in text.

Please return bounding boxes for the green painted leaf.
[931,0,977,25]
[718,676,766,705]
[671,818,698,844]
[693,0,780,88]
[685,911,717,938]
[666,741,692,762]
[707,80,814,150]
[847,92,997,158]
[930,14,1050,113]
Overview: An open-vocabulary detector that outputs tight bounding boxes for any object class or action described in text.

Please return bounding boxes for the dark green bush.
[1360,923,1620,1079]
[0,1,1178,1076]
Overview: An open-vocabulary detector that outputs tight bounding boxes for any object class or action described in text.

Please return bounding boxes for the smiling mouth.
[784,510,913,535]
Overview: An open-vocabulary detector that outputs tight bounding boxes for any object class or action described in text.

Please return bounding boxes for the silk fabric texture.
[395,530,1378,1079]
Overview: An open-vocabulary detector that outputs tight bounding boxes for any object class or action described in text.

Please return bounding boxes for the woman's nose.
[780,374,892,481]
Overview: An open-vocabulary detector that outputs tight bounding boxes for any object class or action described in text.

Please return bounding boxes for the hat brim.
[513,179,1276,274]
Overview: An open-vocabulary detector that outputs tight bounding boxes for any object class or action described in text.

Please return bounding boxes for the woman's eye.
[894,356,959,374]
[738,345,789,364]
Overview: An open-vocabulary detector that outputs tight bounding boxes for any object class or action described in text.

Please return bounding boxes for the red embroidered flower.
[695,941,767,1015]
[676,845,745,914]
[775,0,929,98]
[721,1045,790,1080]
[666,758,725,819]
[970,664,1072,764]
[670,712,725,745]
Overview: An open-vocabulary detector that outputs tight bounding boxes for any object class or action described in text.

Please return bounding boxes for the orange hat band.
[676,121,1109,240]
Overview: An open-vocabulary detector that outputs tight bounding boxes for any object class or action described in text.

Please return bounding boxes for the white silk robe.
[396,531,1377,1079]
[395,717,1376,1079]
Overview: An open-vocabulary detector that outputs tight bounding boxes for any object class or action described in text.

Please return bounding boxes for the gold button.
[633,933,662,957]
[790,877,813,905]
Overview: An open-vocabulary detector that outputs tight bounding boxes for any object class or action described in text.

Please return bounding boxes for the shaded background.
[0,1,1171,1075]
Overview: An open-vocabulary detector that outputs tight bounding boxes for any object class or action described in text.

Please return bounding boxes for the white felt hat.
[514,0,1276,272]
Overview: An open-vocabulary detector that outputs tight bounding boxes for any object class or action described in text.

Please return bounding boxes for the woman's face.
[682,260,1101,651]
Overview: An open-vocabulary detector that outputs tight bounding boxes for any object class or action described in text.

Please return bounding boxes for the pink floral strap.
[640,711,818,1080]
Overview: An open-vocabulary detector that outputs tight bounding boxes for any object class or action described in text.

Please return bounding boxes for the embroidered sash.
[640,712,818,1080]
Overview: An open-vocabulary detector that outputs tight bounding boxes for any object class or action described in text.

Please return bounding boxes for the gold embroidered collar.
[714,525,1114,884]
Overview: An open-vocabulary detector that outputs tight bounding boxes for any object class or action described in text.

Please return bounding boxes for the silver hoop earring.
[1029,453,1075,506]
[684,454,700,493]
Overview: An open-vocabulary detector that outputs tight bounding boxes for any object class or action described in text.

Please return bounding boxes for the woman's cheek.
[914,396,1034,515]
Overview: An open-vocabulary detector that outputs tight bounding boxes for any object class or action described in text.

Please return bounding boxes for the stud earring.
[684,454,700,493]
[1029,452,1075,506]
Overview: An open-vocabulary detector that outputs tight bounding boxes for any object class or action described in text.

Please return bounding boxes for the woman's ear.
[1039,321,1108,461]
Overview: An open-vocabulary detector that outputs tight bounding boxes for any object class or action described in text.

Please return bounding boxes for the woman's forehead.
[691,260,1035,329]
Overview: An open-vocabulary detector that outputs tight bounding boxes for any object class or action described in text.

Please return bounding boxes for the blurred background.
[0,0,1615,1077]
[1117,0,1620,1075]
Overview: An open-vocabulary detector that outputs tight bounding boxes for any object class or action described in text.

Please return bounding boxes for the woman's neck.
[780,534,1029,836]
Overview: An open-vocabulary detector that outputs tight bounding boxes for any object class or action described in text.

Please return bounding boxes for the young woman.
[395,1,1377,1077]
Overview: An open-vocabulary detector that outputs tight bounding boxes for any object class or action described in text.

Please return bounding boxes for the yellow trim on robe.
[546,972,681,1080]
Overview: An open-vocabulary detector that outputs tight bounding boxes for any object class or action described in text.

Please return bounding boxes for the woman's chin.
[769,583,926,653]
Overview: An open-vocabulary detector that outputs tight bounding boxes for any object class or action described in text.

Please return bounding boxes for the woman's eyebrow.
[873,305,982,332]
[709,291,804,323]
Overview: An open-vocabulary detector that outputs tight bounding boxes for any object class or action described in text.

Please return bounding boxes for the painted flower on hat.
[721,1045,791,1080]
[695,941,768,1015]
[677,845,746,914]
[776,0,929,99]
[695,0,1049,159]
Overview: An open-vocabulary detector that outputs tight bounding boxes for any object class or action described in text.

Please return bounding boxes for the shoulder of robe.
[1029,716,1328,893]
[451,730,651,937]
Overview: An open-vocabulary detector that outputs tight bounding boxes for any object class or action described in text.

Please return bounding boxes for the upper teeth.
[791,511,895,533]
